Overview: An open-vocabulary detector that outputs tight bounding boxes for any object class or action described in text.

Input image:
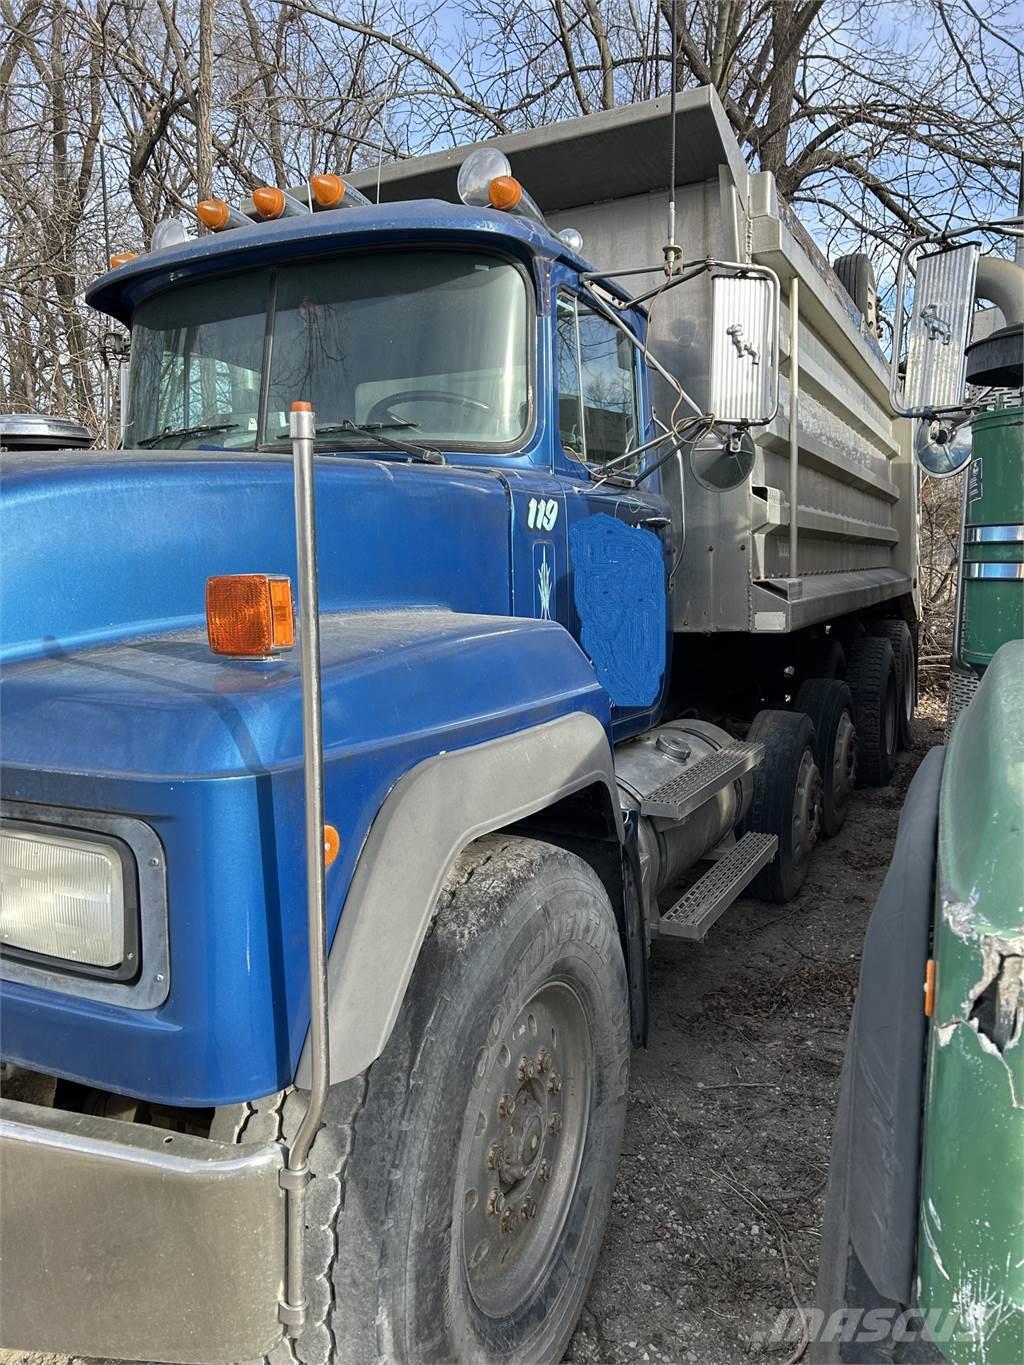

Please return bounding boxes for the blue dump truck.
[0,88,940,1363]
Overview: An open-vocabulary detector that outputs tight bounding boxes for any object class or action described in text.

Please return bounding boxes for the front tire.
[225,835,631,1365]
[869,620,915,749]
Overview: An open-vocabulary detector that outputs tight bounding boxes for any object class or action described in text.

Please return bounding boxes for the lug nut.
[548,1072,562,1094]
[497,1092,516,1119]
[536,1049,551,1073]
[548,1113,562,1135]
[500,1209,517,1234]
[485,1144,505,1171]
[537,1160,551,1183]
[487,1189,504,1216]
[520,1198,537,1222]
[517,1056,536,1082]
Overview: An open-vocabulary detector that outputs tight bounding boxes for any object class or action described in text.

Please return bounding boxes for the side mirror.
[894,242,979,415]
[708,272,779,426]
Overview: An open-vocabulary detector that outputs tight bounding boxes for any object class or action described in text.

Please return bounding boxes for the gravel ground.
[0,697,943,1365]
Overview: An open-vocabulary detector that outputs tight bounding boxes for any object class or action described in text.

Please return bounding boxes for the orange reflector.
[923,958,936,1017]
[311,173,346,208]
[252,186,286,220]
[197,198,230,230]
[488,176,522,211]
[110,251,138,268]
[324,825,341,867]
[206,574,294,658]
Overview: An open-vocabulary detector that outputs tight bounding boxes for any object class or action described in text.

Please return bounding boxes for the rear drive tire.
[218,834,631,1365]
[794,679,857,837]
[743,709,823,903]
[869,620,915,749]
[845,638,899,786]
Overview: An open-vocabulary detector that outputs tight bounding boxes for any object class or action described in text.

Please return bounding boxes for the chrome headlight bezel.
[0,803,169,1010]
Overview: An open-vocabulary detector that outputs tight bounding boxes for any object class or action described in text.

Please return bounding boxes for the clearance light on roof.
[197,197,251,232]
[109,250,138,268]
[310,173,372,210]
[206,574,294,659]
[252,186,310,221]
[457,145,547,228]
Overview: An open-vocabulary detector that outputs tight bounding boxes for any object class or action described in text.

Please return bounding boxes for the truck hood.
[0,450,512,664]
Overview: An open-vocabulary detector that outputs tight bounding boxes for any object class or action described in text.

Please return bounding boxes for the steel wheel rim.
[458,979,592,1320]
[791,747,822,872]
[831,711,856,816]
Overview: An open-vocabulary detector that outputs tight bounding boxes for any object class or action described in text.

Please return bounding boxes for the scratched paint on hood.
[569,513,665,708]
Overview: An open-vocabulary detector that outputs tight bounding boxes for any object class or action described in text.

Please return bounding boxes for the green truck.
[814,227,1024,1364]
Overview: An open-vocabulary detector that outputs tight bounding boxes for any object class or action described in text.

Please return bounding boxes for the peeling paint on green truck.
[918,640,1024,1365]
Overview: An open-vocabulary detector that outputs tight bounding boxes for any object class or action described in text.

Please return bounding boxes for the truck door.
[553,291,673,739]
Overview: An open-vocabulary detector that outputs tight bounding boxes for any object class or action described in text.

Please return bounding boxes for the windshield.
[123,251,531,452]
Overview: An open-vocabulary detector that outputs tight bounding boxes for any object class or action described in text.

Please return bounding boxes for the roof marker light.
[310,173,372,210]
[488,176,522,211]
[152,217,189,250]
[206,574,295,658]
[196,198,250,232]
[109,251,138,268]
[252,186,309,220]
[558,227,585,254]
[457,146,512,207]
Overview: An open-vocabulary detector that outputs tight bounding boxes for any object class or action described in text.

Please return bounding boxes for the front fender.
[1,610,611,1104]
[297,708,618,1085]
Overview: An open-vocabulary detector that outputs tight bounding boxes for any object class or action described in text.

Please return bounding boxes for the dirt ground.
[0,697,944,1365]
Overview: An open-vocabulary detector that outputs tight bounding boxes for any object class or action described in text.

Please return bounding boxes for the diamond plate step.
[659,832,778,940]
[639,741,765,821]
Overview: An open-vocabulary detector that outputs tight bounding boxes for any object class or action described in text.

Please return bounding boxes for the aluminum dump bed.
[354,87,917,635]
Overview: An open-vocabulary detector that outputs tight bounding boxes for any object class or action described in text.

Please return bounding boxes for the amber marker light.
[109,250,138,268]
[197,198,231,230]
[206,574,295,659]
[311,173,346,208]
[324,825,341,867]
[252,186,287,220]
[488,176,522,211]
[923,958,936,1017]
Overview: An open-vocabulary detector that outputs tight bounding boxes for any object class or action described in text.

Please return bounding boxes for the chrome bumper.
[0,1097,286,1363]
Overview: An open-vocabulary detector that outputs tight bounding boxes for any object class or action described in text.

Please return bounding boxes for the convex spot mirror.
[708,272,779,427]
[915,416,973,479]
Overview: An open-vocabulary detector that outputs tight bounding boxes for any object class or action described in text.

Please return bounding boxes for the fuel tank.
[615,719,754,910]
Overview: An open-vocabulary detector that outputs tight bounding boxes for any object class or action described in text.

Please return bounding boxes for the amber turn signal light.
[488,176,522,211]
[311,173,346,208]
[110,250,138,268]
[252,186,286,220]
[206,574,294,658]
[324,824,341,867]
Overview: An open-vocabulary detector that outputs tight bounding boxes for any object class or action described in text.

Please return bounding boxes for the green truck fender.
[917,639,1024,1365]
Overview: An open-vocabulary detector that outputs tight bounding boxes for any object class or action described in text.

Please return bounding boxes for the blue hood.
[0,449,511,665]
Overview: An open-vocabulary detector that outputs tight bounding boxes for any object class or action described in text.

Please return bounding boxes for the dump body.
[355,87,918,635]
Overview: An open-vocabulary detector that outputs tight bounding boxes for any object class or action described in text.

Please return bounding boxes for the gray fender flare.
[296,711,619,1086]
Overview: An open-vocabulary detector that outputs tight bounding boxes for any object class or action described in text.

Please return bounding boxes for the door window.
[556,293,639,468]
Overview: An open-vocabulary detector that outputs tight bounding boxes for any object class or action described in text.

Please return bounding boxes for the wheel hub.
[458,981,591,1318]
[792,747,823,870]
[832,711,857,814]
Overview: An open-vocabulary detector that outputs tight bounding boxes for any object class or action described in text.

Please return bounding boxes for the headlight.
[0,827,126,968]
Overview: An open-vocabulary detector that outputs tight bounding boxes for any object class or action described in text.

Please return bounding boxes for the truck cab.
[1,88,921,1365]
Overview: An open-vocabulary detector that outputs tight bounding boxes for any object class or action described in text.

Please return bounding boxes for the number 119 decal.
[527,497,559,531]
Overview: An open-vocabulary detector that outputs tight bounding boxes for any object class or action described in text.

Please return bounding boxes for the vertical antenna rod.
[665,1,681,273]
[280,399,331,1339]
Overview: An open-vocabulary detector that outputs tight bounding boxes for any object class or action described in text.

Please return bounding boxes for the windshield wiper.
[136,421,241,449]
[287,419,444,466]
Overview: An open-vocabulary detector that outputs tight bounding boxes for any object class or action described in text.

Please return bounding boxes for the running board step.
[640,741,765,821]
[659,832,779,940]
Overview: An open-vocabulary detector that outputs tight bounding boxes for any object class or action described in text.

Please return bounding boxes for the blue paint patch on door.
[569,513,666,707]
